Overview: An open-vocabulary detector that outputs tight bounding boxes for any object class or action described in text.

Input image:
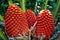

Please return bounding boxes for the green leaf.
[0,15,4,22]
[0,28,8,40]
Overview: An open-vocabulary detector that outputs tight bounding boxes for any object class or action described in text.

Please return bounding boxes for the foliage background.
[0,0,60,17]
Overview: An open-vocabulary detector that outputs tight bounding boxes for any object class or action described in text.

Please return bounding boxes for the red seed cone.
[35,10,54,39]
[5,4,29,37]
[25,9,36,28]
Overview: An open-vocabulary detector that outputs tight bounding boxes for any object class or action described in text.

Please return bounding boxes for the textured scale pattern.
[5,4,29,37]
[35,10,55,39]
[25,9,36,28]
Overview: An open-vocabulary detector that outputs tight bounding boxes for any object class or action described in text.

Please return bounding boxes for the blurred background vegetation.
[0,0,60,17]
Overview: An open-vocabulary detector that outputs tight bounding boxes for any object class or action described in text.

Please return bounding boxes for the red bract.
[5,4,29,37]
[35,10,54,39]
[25,9,36,28]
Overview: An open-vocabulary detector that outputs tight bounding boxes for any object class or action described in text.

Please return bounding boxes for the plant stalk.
[53,0,60,19]
[44,0,48,10]
[21,0,26,12]
[34,2,37,13]
[42,0,48,10]
[8,0,13,6]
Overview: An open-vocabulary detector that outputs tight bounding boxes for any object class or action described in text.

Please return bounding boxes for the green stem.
[8,0,13,6]
[42,2,44,10]
[42,0,48,10]
[53,0,60,19]
[44,0,48,10]
[21,0,26,12]
[34,2,37,13]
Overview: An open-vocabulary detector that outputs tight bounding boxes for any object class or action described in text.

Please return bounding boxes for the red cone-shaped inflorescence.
[25,9,36,28]
[5,4,29,37]
[35,10,54,39]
